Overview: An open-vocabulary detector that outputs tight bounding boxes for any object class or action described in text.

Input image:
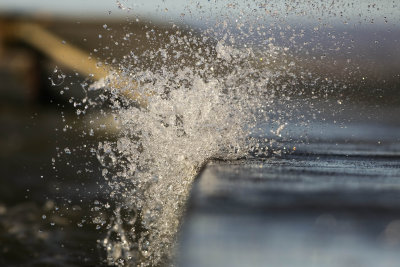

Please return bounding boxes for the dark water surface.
[0,106,110,266]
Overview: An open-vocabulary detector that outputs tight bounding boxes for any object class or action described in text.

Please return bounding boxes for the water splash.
[83,1,399,265]
[88,25,299,265]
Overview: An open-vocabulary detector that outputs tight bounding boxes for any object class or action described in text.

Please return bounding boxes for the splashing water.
[94,39,288,265]
[93,16,319,267]
[86,19,308,264]
[78,1,399,266]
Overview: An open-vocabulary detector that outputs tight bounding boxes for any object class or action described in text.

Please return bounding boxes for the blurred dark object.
[0,16,112,105]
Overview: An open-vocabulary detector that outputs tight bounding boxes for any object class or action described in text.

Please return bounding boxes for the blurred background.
[0,0,399,266]
[0,1,148,265]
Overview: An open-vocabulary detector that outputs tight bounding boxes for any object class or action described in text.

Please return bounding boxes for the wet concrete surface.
[178,124,400,267]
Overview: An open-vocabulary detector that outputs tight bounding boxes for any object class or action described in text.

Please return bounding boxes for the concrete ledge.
[178,146,400,267]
